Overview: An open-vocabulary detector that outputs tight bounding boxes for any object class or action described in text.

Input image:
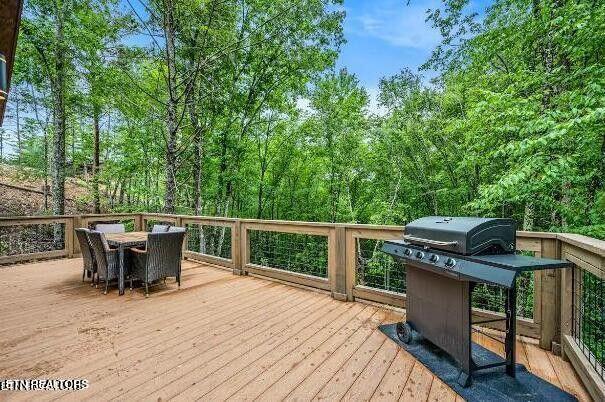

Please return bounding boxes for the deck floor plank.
[523,342,563,388]
[0,258,591,402]
[312,330,387,400]
[94,292,330,400]
[370,349,416,402]
[42,287,309,402]
[341,337,400,402]
[232,306,376,402]
[399,362,434,401]
[173,303,364,401]
[548,352,593,402]
[284,310,389,401]
[427,378,457,402]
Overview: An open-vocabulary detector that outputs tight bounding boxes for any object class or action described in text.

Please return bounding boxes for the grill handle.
[401,234,458,247]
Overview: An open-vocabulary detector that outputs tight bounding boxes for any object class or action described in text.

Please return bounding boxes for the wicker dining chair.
[128,231,186,297]
[152,224,170,233]
[87,230,122,294]
[75,228,96,286]
[95,223,126,234]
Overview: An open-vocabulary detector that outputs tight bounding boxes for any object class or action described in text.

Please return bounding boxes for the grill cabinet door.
[406,265,472,374]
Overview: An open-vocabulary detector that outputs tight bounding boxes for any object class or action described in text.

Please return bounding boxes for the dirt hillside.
[0,164,93,216]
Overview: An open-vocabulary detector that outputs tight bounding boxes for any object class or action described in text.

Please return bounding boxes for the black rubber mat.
[379,323,577,402]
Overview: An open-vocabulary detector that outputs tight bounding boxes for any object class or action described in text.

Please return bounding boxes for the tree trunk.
[257,168,266,219]
[44,131,49,210]
[188,103,204,216]
[92,110,101,213]
[15,90,21,162]
[163,0,178,214]
[51,10,67,246]
[110,181,118,208]
[523,203,534,231]
[118,180,125,205]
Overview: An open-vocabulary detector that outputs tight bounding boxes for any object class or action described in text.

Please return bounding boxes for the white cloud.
[296,97,313,115]
[347,0,441,49]
[365,86,388,117]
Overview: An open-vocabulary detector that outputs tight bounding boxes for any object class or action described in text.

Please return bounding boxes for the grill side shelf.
[469,254,572,272]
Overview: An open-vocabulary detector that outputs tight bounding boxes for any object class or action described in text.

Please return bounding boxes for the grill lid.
[404,216,516,255]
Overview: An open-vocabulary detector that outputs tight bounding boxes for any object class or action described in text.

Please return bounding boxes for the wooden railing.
[0,213,603,400]
[0,215,74,264]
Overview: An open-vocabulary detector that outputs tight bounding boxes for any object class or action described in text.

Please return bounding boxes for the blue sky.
[337,0,444,112]
[338,0,492,112]
[337,0,442,87]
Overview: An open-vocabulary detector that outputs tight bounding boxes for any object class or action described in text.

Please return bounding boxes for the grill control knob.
[445,258,456,268]
[429,254,439,263]
[415,251,425,259]
[404,248,412,256]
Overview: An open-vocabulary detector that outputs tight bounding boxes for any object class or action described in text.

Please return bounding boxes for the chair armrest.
[129,247,147,254]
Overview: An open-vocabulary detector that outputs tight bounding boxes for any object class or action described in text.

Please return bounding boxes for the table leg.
[119,245,125,295]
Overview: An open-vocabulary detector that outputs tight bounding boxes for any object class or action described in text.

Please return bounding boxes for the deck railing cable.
[355,238,406,293]
[472,271,534,319]
[572,265,605,381]
[185,223,232,260]
[248,230,328,278]
[0,223,65,259]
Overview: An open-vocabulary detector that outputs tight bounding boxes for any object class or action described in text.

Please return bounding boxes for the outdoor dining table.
[105,231,148,295]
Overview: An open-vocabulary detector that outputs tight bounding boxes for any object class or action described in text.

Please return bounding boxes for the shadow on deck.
[0,258,591,401]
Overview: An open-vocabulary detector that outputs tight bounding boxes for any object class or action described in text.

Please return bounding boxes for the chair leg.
[130,277,133,292]
[91,272,96,287]
[145,282,149,298]
[82,269,86,282]
[177,275,181,289]
[104,278,109,295]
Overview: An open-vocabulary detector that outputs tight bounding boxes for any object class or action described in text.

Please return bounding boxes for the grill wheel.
[396,321,413,344]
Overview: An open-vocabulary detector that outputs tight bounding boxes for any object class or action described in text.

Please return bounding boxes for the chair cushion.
[95,223,126,234]
[152,224,171,233]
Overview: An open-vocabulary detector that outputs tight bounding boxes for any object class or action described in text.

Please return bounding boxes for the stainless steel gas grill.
[382,216,571,387]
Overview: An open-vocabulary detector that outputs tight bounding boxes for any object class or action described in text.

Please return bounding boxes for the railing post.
[232,219,244,275]
[539,238,561,350]
[240,222,249,274]
[345,228,356,301]
[65,216,75,258]
[175,215,187,256]
[329,225,347,301]
[560,240,574,361]
[134,214,143,231]
[72,215,83,256]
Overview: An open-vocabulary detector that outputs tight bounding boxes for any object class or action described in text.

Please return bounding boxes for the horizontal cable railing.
[355,238,406,293]
[472,272,534,319]
[185,223,232,260]
[572,266,604,381]
[0,216,74,265]
[0,222,65,258]
[248,230,328,279]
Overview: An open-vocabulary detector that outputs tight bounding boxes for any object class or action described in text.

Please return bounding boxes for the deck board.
[0,258,591,401]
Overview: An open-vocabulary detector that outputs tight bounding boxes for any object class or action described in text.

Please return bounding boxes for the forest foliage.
[1,0,604,238]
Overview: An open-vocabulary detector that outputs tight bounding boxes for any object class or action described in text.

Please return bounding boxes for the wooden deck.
[0,258,591,401]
